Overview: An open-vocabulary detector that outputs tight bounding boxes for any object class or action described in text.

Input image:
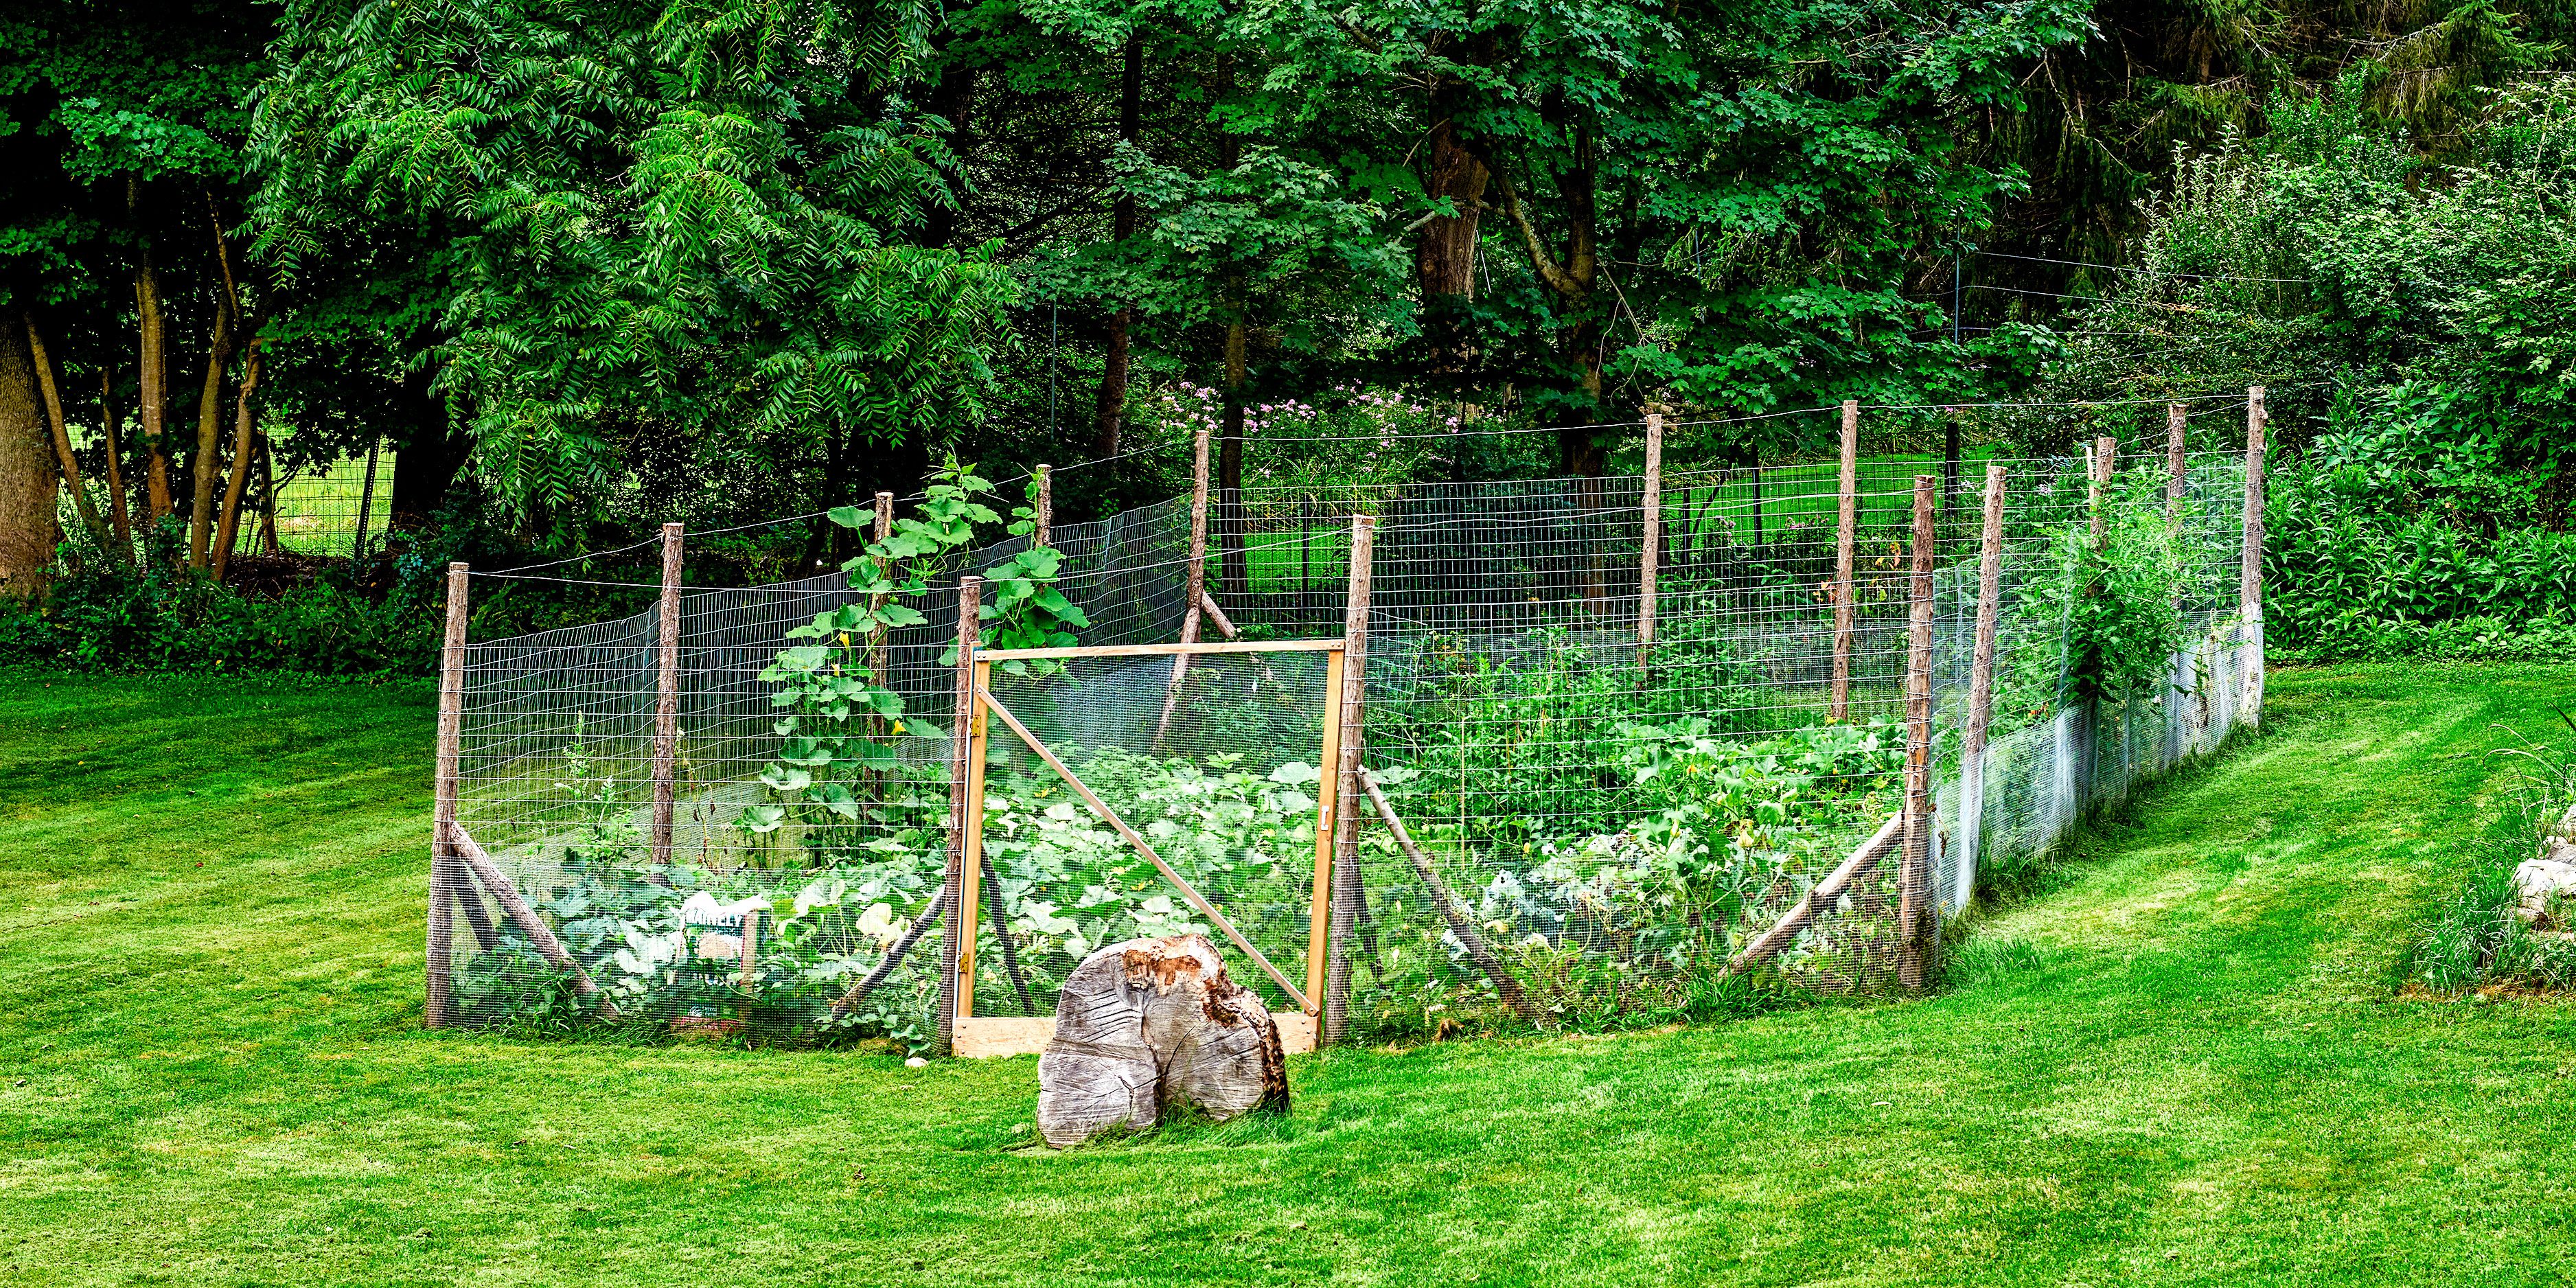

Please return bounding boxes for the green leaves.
[252,0,1015,529]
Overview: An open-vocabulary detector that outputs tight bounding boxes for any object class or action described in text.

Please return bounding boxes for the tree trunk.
[192,193,244,569]
[1093,32,1145,459]
[388,367,467,530]
[212,338,264,580]
[100,369,135,562]
[1486,122,1606,476]
[919,61,979,251]
[135,260,172,523]
[0,325,61,598]
[1035,934,1287,1148]
[25,317,111,561]
[1417,47,1493,379]
[188,288,236,568]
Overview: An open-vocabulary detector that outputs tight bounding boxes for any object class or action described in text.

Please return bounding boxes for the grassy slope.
[2,666,2573,1287]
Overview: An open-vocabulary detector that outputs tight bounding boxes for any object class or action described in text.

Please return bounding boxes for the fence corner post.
[939,575,982,1058]
[1324,514,1374,1047]
[1900,475,1937,993]
[1638,411,1663,677]
[427,561,470,1029]
[2242,386,2267,726]
[649,522,683,867]
[1832,399,1859,722]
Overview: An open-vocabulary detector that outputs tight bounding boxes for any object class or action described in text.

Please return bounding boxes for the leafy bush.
[0,531,437,675]
[2025,82,2576,662]
[1986,461,2222,737]
[2268,456,2576,658]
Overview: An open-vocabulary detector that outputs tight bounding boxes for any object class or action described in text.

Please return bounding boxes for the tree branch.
[1486,160,1580,300]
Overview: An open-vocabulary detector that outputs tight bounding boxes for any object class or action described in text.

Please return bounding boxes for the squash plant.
[746,461,1087,851]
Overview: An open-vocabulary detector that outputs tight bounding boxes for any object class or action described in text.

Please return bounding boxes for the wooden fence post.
[2165,403,2189,766]
[939,575,981,1058]
[1186,428,1210,634]
[1156,430,1213,742]
[1638,411,1663,675]
[1324,514,1373,1046]
[1034,463,1053,549]
[1957,463,2007,912]
[1831,399,1858,722]
[2089,434,2117,547]
[2165,402,2187,522]
[956,652,993,1020]
[1899,475,1937,991]
[2242,387,2267,726]
[649,522,683,867]
[426,561,470,1028]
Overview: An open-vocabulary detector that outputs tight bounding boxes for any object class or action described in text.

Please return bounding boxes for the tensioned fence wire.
[441,428,2262,1039]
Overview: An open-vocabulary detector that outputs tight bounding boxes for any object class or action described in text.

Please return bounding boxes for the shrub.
[0,533,437,676]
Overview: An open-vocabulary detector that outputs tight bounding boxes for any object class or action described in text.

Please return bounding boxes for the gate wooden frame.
[951,637,1348,1059]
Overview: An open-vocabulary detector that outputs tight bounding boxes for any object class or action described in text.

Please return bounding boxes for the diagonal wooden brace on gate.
[975,682,1315,1014]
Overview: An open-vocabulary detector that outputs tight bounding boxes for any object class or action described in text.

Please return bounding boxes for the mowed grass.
[3,665,2575,1286]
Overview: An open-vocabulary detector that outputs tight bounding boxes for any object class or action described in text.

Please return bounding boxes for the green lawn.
[3,665,2575,1285]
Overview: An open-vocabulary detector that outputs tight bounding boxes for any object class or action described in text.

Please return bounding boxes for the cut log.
[1036,934,1287,1148]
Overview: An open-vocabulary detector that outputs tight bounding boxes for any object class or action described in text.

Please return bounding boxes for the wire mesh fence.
[49,448,395,562]
[430,416,2265,1048]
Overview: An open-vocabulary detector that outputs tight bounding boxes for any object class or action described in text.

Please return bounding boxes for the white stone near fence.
[2517,805,2576,925]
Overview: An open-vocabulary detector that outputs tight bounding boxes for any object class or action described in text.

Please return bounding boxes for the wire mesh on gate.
[963,645,1343,1026]
[434,433,2264,1044]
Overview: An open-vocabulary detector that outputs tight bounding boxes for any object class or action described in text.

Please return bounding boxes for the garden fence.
[424,393,2270,1051]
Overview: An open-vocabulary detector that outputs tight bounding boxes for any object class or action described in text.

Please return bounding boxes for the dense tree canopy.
[1,0,2571,572]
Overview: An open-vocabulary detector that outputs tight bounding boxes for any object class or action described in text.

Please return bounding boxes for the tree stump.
[1035,934,1288,1148]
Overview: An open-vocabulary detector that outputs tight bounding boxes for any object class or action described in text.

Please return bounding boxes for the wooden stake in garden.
[1156,429,1213,743]
[1034,463,1053,549]
[1957,463,2007,911]
[1324,514,1372,1046]
[1637,412,1663,676]
[426,561,470,1029]
[866,490,893,693]
[1359,772,1542,1024]
[649,522,682,867]
[2242,386,2267,726]
[1831,399,1859,722]
[1899,475,1937,991]
[938,575,980,1058]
